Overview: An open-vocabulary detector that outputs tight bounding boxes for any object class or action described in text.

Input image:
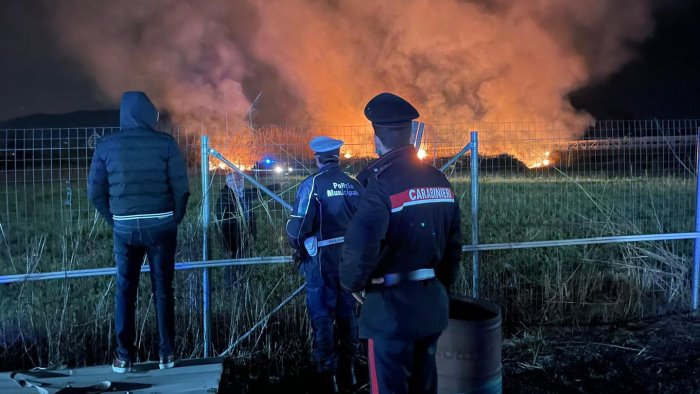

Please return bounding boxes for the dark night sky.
[0,1,699,124]
[568,0,700,120]
[0,2,107,122]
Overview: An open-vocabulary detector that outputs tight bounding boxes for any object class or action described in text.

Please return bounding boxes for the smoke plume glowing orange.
[49,0,657,166]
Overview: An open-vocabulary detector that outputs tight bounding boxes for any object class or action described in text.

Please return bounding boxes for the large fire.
[51,0,657,166]
[205,124,561,173]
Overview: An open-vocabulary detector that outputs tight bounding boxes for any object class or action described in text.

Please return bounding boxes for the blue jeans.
[300,245,358,373]
[113,216,177,360]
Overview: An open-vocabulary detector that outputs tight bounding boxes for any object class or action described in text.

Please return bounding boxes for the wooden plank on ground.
[0,357,222,393]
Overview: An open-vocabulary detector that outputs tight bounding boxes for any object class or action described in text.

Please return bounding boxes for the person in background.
[217,170,257,285]
[286,136,364,393]
[340,92,462,394]
[88,91,190,373]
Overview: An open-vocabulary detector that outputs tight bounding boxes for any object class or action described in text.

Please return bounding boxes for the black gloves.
[292,249,309,267]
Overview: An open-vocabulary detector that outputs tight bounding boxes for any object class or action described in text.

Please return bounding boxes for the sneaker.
[159,354,178,369]
[112,357,132,373]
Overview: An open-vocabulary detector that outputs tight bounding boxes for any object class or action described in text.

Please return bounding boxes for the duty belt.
[317,236,344,247]
[370,268,435,287]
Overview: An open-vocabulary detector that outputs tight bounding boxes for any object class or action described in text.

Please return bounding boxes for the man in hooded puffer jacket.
[88,91,190,373]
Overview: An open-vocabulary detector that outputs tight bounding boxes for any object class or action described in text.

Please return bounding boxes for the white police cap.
[309,136,344,153]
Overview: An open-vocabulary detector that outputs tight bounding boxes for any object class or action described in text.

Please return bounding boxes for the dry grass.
[0,175,695,369]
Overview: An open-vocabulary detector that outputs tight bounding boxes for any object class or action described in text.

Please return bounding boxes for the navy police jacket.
[286,163,363,254]
[340,145,462,339]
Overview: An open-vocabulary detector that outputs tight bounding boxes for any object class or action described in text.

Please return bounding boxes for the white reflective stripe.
[299,173,320,215]
[284,219,296,240]
[295,174,321,242]
[317,236,344,247]
[113,211,174,221]
[390,198,454,213]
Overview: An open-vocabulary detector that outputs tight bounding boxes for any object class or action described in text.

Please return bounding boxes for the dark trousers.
[113,216,177,360]
[300,253,359,374]
[221,223,252,287]
[367,333,442,394]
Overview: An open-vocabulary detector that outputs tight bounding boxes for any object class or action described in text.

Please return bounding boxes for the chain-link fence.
[1,120,698,368]
[462,120,698,325]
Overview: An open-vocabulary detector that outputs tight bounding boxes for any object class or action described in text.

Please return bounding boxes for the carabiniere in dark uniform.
[340,92,462,394]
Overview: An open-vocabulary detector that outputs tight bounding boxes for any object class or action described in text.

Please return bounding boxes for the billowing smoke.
[47,0,659,164]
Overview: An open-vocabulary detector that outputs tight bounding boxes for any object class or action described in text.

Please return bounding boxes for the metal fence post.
[413,122,425,150]
[693,128,700,311]
[470,131,480,298]
[200,135,211,356]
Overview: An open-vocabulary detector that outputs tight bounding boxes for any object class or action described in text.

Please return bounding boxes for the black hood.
[119,91,158,129]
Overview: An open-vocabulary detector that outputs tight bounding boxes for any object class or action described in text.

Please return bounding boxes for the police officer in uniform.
[340,93,462,393]
[286,136,364,393]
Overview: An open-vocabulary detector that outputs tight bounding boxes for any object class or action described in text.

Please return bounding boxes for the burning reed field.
[2,0,700,391]
[1,173,700,393]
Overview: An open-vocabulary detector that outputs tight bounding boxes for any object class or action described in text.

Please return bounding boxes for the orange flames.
[52,0,656,169]
[205,124,565,172]
[530,151,553,169]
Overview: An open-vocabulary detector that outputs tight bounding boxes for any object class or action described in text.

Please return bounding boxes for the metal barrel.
[437,296,502,394]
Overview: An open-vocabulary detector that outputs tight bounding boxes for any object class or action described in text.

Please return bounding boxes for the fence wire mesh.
[0,120,698,368]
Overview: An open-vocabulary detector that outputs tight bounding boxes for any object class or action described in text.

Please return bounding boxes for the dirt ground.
[502,313,700,393]
[218,312,700,393]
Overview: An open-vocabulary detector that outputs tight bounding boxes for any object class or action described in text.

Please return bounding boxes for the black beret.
[364,92,419,125]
